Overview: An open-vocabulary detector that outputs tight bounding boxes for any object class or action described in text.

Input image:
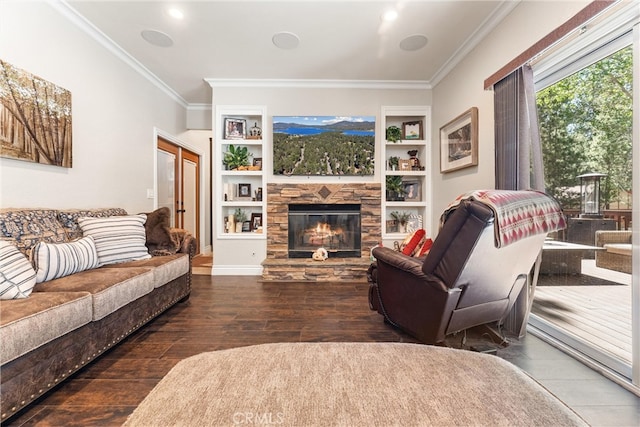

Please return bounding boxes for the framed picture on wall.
[272,115,375,176]
[440,107,478,173]
[0,60,73,168]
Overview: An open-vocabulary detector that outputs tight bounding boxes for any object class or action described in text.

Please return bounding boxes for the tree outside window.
[537,46,632,211]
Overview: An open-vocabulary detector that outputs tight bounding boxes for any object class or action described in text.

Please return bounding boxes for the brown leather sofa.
[369,192,562,344]
[0,208,196,422]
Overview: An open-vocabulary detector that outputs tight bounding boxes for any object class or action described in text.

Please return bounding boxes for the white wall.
[430,0,590,232]
[0,1,188,214]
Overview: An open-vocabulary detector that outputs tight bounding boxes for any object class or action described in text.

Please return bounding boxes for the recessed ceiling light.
[141,29,174,47]
[382,9,398,22]
[272,32,300,50]
[167,8,184,20]
[400,34,428,51]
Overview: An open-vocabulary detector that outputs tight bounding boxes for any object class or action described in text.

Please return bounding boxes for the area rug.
[123,342,587,427]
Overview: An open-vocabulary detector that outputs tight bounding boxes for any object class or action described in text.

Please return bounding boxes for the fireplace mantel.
[263,183,381,281]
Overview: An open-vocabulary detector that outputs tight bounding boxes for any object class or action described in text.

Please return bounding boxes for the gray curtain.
[494,64,544,191]
[493,64,545,337]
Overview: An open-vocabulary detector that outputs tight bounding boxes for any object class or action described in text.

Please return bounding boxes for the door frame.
[153,127,206,255]
[526,7,639,393]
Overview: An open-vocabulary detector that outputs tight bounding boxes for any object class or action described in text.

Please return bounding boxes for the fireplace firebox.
[288,204,361,258]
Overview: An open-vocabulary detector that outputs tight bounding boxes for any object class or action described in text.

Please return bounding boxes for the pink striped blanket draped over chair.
[442,190,567,247]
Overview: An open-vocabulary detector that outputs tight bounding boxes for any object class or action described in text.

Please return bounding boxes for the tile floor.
[496,332,640,426]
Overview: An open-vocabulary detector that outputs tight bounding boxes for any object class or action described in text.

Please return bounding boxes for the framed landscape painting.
[272,115,375,176]
[440,107,478,173]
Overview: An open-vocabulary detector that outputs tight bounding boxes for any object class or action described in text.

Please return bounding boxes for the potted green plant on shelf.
[385,175,406,201]
[390,211,411,234]
[234,208,247,232]
[388,156,400,171]
[223,145,251,170]
[386,125,402,143]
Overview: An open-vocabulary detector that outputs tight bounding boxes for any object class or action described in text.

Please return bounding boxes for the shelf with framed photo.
[381,106,432,241]
[215,105,267,246]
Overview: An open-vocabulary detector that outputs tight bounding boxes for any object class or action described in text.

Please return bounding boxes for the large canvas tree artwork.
[0,59,72,168]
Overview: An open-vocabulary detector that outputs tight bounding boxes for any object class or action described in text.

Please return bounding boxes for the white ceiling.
[63,1,516,105]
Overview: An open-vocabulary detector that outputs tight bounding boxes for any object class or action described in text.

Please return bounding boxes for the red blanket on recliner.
[442,190,566,247]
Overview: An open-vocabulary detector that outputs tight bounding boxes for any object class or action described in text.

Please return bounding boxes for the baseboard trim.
[212,265,263,276]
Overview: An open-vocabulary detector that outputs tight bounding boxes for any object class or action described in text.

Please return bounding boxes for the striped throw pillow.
[31,236,100,283]
[0,240,37,299]
[78,215,151,266]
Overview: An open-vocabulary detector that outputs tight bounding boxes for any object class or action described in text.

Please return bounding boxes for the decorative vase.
[227,214,235,233]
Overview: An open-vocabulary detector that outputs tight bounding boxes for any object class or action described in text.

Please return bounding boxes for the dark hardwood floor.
[8,274,639,426]
[5,275,420,426]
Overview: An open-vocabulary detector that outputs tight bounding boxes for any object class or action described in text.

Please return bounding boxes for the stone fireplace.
[263,183,381,281]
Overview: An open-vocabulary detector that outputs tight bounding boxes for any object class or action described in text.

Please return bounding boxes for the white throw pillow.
[31,236,100,283]
[0,240,37,299]
[78,215,151,266]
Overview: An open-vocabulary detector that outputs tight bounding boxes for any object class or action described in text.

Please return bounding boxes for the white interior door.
[157,149,176,227]
[157,137,200,254]
[183,158,197,236]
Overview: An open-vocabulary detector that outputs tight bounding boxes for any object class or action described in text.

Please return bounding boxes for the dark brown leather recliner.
[369,194,557,344]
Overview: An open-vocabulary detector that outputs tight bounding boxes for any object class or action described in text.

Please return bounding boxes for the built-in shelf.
[211,105,269,275]
[381,106,432,241]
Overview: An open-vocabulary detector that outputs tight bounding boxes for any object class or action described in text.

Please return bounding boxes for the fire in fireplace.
[288,204,361,258]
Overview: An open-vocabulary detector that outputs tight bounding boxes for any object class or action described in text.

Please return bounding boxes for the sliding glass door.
[528,7,638,390]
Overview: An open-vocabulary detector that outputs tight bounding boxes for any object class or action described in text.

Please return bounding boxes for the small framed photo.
[440,107,478,173]
[399,159,412,171]
[402,180,421,201]
[238,183,251,198]
[224,118,246,139]
[253,157,263,169]
[386,219,398,234]
[242,221,251,232]
[255,187,263,202]
[406,214,423,233]
[403,120,423,140]
[251,213,263,231]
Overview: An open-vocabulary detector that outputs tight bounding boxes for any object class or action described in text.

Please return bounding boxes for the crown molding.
[51,0,189,108]
[187,103,213,112]
[205,78,431,90]
[430,0,521,87]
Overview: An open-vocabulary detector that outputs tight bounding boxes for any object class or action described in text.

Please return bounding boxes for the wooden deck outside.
[532,260,632,365]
